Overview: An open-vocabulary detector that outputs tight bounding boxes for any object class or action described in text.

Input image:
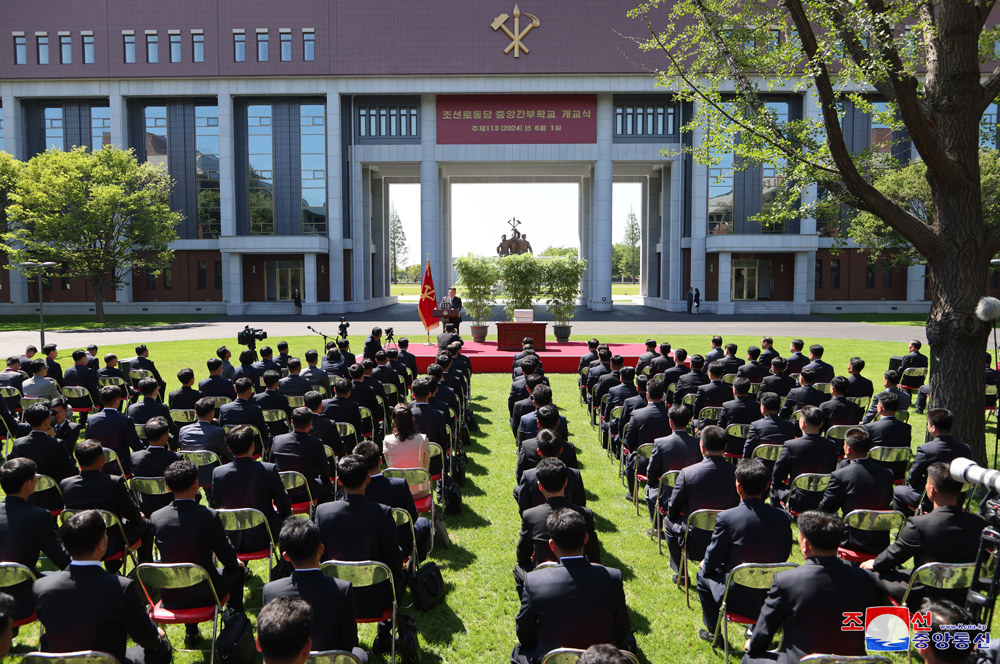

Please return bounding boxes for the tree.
[635,0,1000,463]
[612,243,627,281]
[389,203,407,284]
[0,152,23,236]
[402,264,421,283]
[1,146,181,323]
[540,245,579,257]
[621,206,641,284]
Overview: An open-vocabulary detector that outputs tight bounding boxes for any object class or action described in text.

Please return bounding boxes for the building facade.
[0,0,982,315]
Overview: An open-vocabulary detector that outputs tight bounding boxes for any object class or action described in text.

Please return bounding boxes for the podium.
[496,322,547,351]
[433,309,461,324]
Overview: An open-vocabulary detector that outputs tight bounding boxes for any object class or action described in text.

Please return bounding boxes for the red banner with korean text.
[418,257,440,334]
[437,94,596,144]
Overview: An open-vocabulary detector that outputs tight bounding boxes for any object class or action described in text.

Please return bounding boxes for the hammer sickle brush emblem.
[491,4,540,58]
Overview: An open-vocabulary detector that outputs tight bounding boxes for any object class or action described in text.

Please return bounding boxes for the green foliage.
[620,206,641,283]
[540,245,578,257]
[0,151,24,235]
[543,256,588,325]
[453,254,500,324]
[401,263,421,283]
[611,243,627,280]
[389,202,408,284]
[497,253,546,320]
[1,146,181,322]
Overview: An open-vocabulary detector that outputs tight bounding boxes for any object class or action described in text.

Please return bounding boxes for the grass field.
[817,313,928,327]
[388,283,643,297]
[4,334,994,663]
[0,314,217,332]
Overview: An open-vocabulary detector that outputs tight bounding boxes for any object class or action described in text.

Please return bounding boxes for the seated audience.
[893,409,970,515]
[169,367,203,411]
[10,403,78,512]
[862,370,911,424]
[516,431,587,514]
[357,441,431,563]
[271,407,334,504]
[383,403,431,501]
[84,385,144,476]
[130,417,182,515]
[771,406,839,513]
[257,596,312,664]
[644,405,701,525]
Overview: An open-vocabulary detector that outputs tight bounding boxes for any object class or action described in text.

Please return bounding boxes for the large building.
[0,0,980,316]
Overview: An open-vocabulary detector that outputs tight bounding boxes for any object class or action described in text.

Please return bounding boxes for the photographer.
[364,328,383,362]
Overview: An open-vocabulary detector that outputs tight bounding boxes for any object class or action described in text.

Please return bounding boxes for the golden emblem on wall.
[491,5,540,58]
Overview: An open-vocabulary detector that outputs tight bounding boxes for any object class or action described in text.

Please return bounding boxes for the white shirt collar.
[70,560,104,567]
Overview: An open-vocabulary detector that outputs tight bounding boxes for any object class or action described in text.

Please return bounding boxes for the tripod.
[966,524,1000,629]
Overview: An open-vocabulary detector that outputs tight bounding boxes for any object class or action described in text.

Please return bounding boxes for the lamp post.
[21,261,58,348]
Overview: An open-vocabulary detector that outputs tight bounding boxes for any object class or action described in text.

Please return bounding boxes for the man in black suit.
[623,378,672,495]
[783,339,808,375]
[515,431,587,514]
[862,370,911,423]
[743,392,800,462]
[864,392,912,481]
[151,460,246,646]
[704,336,725,364]
[593,354,624,415]
[304,390,344,458]
[302,349,332,395]
[33,510,171,664]
[602,366,638,442]
[819,375,864,430]
[846,357,874,399]
[518,385,570,442]
[254,370,293,437]
[217,346,235,381]
[665,426,740,572]
[316,455,401,622]
[778,368,828,418]
[357,441,430,564]
[85,386,145,476]
[718,343,745,375]
[803,344,835,384]
[252,346,282,377]
[674,355,709,404]
[263,519,368,662]
[510,357,548,415]
[386,348,411,391]
[578,338,600,374]
[85,345,100,372]
[50,397,82,454]
[96,354,131,402]
[63,349,101,412]
[271,407,333,504]
[275,340,294,370]
[234,349,262,393]
[10,404,78,512]
[645,404,702,524]
[178,398,232,490]
[436,323,462,352]
[42,343,63,388]
[346,364,381,439]
[258,596,314,664]
[771,406,839,512]
[585,347,613,403]
[130,418,182,515]
[371,352,399,405]
[818,428,894,554]
[696,459,792,644]
[736,346,764,383]
[61,440,152,571]
[743,511,880,664]
[396,338,418,382]
[220,377,272,455]
[512,509,633,664]
[719,377,762,454]
[410,378,450,459]
[660,348,690,402]
[131,345,165,395]
[893,409,970,515]
[0,458,71,623]
[363,327,384,362]
[169,368,202,411]
[212,425,291,554]
[864,462,986,606]
[635,340,659,375]
[127,377,177,438]
[758,336,779,367]
[0,357,23,414]
[335,338,357,368]
[760,357,796,398]
[517,406,579,482]
[648,342,676,377]
[510,374,545,437]
[694,362,731,430]
[898,339,929,389]
[612,375,648,457]
[198,358,237,401]
[322,378,364,451]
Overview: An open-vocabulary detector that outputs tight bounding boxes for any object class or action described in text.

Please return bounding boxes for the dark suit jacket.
[660,365,690,395]
[577,351,599,374]
[759,347,780,367]
[387,360,411,389]
[694,381,731,423]
[624,401,672,453]
[803,359,835,384]
[864,416,913,481]
[362,336,382,361]
[436,332,460,351]
[198,376,236,401]
[718,355,745,375]
[899,351,929,387]
[303,365,333,393]
[315,494,402,619]
[847,374,875,399]
[63,363,100,402]
[46,357,64,387]
[518,412,569,443]
[219,398,272,453]
[778,385,827,418]
[761,374,796,398]
[907,435,972,493]
[398,350,418,379]
[675,370,711,405]
[517,496,600,569]
[271,431,333,502]
[53,419,82,455]
[127,397,176,436]
[411,401,450,453]
[253,390,292,436]
[179,421,232,486]
[593,370,621,408]
[132,356,164,386]
[263,570,360,653]
[746,557,879,664]
[783,352,808,375]
[516,467,586,514]
[862,388,912,424]
[61,470,144,554]
[719,396,761,429]
[11,431,78,511]
[252,358,281,376]
[771,434,840,512]
[704,348,725,364]
[667,456,740,523]
[743,415,800,460]
[616,394,647,436]
[212,457,291,551]
[604,382,638,420]
[517,438,579,483]
[0,495,70,570]
[321,397,364,444]
[648,354,676,377]
[872,505,986,572]
[310,415,345,458]
[169,385,203,410]
[819,396,863,429]
[585,363,611,395]
[736,361,765,383]
[515,558,632,664]
[372,365,399,391]
[366,473,421,556]
[233,363,261,391]
[84,408,144,475]
[635,351,659,374]
[130,447,182,514]
[511,397,536,435]
[818,458,895,552]
[645,430,702,509]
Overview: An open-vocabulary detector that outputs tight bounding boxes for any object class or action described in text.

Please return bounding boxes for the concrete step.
[243,302,297,316]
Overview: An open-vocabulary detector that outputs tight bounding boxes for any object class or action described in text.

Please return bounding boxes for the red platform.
[407,341,648,374]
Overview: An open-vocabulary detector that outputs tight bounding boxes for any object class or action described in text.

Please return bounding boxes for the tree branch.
[981,68,1000,112]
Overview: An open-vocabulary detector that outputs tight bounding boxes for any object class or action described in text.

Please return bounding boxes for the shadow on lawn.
[434,540,478,572]
[418,580,467,649]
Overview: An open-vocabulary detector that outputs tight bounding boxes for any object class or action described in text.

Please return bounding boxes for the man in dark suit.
[130,418,182,515]
[511,374,545,437]
[736,346,765,383]
[127,378,177,438]
[612,375,648,458]
[898,339,929,389]
[347,364,381,439]
[517,406,579,482]
[42,343,63,388]
[743,511,880,664]
[862,370,911,423]
[758,336,780,367]
[0,356,24,414]
[33,510,171,664]
[585,347,613,403]
[212,425,291,555]
[252,346,282,377]
[50,397,82,454]
[0,458,71,623]
[363,328,384,362]
[648,342,676,377]
[96,354,131,402]
[219,377,272,455]
[719,377,762,454]
[743,392,800,461]
[803,344,835,384]
[322,378,364,451]
[254,370,293,437]
[783,339,808,375]
[696,459,792,644]
[704,336,725,364]
[151,460,246,646]
[263,519,368,662]
[275,340,294,370]
[718,343,745,375]
[386,348,411,391]
[846,357,875,399]
[316,455,402,622]
[674,355,709,403]
[304,390,344,458]
[893,409,970,514]
[635,340,660,375]
[512,509,633,664]
[578,338,600,375]
[771,406,839,512]
[694,362,731,430]
[61,440,152,571]
[778,368,828,418]
[864,462,986,606]
[271,407,333,504]
[864,392,912,481]
[660,348,690,402]
[371,352,399,404]
[178,398,232,490]
[645,405,702,525]
[515,432,587,514]
[410,378,450,459]
[10,404,78,512]
[302,349,332,395]
[510,357,549,416]
[819,375,864,430]
[169,368,202,411]
[80,386,144,476]
[357,441,430,564]
[436,323,461,351]
[198,358,236,401]
[441,287,464,334]
[396,338,418,382]
[665,426,740,572]
[131,345,165,395]
[216,346,235,382]
[623,379,672,494]
[234,349,262,393]
[602,366,638,438]
[84,345,100,373]
[63,349,101,411]
[818,428,894,554]
[335,338,357,368]
[761,357,796,397]
[519,386,570,442]
[593,354,624,415]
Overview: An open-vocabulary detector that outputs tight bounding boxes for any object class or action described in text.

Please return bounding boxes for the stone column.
[108,83,128,150]
[218,88,237,239]
[906,265,925,302]
[227,252,244,316]
[794,251,809,311]
[579,175,591,304]
[371,173,386,300]
[690,104,708,301]
[717,251,733,314]
[327,92,345,304]
[1,86,27,303]
[640,176,652,297]
[304,253,318,315]
[591,94,614,312]
[420,95,440,293]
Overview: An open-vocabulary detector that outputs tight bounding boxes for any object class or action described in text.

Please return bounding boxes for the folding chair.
[33,474,64,517]
[868,446,913,485]
[0,386,20,413]
[60,509,141,575]
[578,369,589,406]
[0,562,38,627]
[178,449,221,489]
[98,377,130,410]
[428,442,444,492]
[798,656,891,664]
[383,468,434,552]
[837,510,906,564]
[712,562,799,661]
[724,424,750,461]
[262,409,289,434]
[128,370,155,401]
[894,410,910,423]
[359,407,374,439]
[604,405,624,455]
[307,651,365,664]
[102,447,127,477]
[336,422,359,451]
[826,425,856,443]
[846,396,871,412]
[633,443,654,516]
[642,366,652,376]
[210,396,232,410]
[784,474,831,517]
[170,409,197,425]
[654,470,680,554]
[20,396,47,415]
[129,476,172,512]
[721,374,736,385]
[596,394,610,438]
[986,385,998,422]
[900,367,928,394]
[698,406,723,429]
[134,424,147,443]
[136,562,229,664]
[895,562,977,608]
[747,383,760,396]
[752,444,783,464]
[588,386,599,428]
[383,384,398,409]
[539,648,639,664]
[22,652,121,664]
[286,396,307,409]
[280,470,315,518]
[679,509,721,608]
[814,383,832,396]
[618,422,631,484]
[391,507,418,578]
[312,384,328,397]
[666,383,677,405]
[60,386,96,418]
[281,369,290,378]
[681,394,696,411]
[217,508,278,582]
[320,560,397,664]
[789,373,801,383]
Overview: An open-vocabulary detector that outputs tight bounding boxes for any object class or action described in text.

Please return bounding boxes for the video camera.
[338,317,350,341]
[237,325,268,351]
[385,327,395,343]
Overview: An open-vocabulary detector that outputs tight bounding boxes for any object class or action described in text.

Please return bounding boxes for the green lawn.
[5,334,995,663]
[0,314,217,332]
[389,283,640,297]
[389,284,421,296]
[818,313,928,327]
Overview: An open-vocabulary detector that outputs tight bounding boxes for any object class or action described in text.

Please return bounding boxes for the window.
[248,104,274,235]
[59,35,71,64]
[280,33,291,61]
[42,107,63,151]
[146,271,155,290]
[90,106,110,152]
[163,267,172,290]
[169,34,181,62]
[14,36,26,65]
[124,34,135,63]
[214,260,223,290]
[197,261,207,290]
[760,101,789,234]
[830,259,841,289]
[865,263,875,289]
[83,35,94,63]
[303,32,314,61]
[195,105,221,239]
[146,33,158,63]
[883,261,892,289]
[234,33,245,62]
[815,259,822,290]
[614,103,675,137]
[357,104,419,138]
[257,31,268,62]
[60,277,70,291]
[144,106,168,172]
[870,100,892,153]
[37,35,49,64]
[193,33,204,62]
[982,102,998,149]
[708,149,734,235]
[301,103,326,236]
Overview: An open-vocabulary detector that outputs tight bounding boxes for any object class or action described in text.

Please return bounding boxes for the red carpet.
[407,341,648,374]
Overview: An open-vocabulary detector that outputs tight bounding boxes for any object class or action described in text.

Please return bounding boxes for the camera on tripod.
[338,317,350,340]
[385,327,395,343]
[237,325,268,350]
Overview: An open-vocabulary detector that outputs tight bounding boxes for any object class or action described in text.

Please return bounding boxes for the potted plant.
[497,253,546,321]
[544,256,587,342]
[453,254,499,343]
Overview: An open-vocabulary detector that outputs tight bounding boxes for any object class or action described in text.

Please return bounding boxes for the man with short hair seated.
[321,378,364,451]
[863,391,912,482]
[645,405,701,526]
[803,344,834,384]
[819,375,863,430]
[782,338,808,375]
[127,377,177,437]
[861,369,911,424]
[771,406,839,513]
[258,596,313,664]
[517,405,579,482]
[263,518,369,663]
[892,408,970,515]
[279,358,312,397]
[22,359,61,401]
[696,459,792,645]
[84,385,144,476]
[516,431,587,514]
[777,368,827,419]
[694,362,731,429]
[742,392,799,463]
[254,370,293,437]
[97,353,131,401]
[511,509,634,664]
[673,354,709,403]
[33,509,171,664]
[742,511,879,664]
[220,377,272,455]
[846,357,874,399]
[760,357,795,398]
[10,403,78,513]
[271,407,333,505]
[623,378,672,496]
[63,349,101,415]
[169,367,203,411]
[130,417,182,515]
[304,390,344,458]
[519,385,570,442]
[198,357,237,401]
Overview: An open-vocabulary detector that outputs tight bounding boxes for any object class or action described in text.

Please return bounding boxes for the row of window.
[14,33,94,65]
[814,258,893,290]
[233,31,314,63]
[124,32,204,64]
[143,261,222,291]
[614,104,675,137]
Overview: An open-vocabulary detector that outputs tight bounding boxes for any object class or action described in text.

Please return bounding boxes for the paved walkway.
[0,302,926,352]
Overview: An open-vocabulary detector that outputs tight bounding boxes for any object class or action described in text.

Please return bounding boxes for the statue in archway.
[496,218,534,255]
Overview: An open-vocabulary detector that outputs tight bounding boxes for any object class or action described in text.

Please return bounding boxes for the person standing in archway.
[293,289,302,315]
[694,288,701,315]
[686,287,694,314]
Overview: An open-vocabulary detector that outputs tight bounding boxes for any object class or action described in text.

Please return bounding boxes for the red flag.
[418,256,440,333]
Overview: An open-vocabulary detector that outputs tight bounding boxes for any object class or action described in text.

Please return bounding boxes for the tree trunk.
[94,288,106,324]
